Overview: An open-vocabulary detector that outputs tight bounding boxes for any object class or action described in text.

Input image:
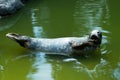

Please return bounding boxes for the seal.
[6,30,102,56]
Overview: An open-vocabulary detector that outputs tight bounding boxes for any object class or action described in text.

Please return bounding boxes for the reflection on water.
[63,58,95,80]
[73,0,112,79]
[113,62,120,80]
[0,12,22,31]
[0,0,115,80]
[89,58,113,79]
[0,65,4,80]
[74,0,109,28]
[27,6,53,80]
[74,0,111,55]
[27,0,111,80]
[27,53,53,80]
[0,65,4,71]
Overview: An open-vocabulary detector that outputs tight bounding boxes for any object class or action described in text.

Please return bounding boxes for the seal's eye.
[97,31,101,35]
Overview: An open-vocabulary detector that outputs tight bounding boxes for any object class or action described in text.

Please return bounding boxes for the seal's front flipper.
[71,41,94,50]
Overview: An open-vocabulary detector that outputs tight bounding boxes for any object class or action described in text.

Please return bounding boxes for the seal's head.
[89,30,102,45]
[6,33,31,48]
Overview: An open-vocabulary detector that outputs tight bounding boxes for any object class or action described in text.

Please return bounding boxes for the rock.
[0,0,27,16]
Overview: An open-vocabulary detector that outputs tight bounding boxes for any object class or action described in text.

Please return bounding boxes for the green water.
[0,0,120,80]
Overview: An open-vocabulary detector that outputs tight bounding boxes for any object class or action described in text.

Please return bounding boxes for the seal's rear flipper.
[6,33,31,47]
[6,33,22,40]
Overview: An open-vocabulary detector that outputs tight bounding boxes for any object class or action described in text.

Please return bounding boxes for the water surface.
[0,0,120,80]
